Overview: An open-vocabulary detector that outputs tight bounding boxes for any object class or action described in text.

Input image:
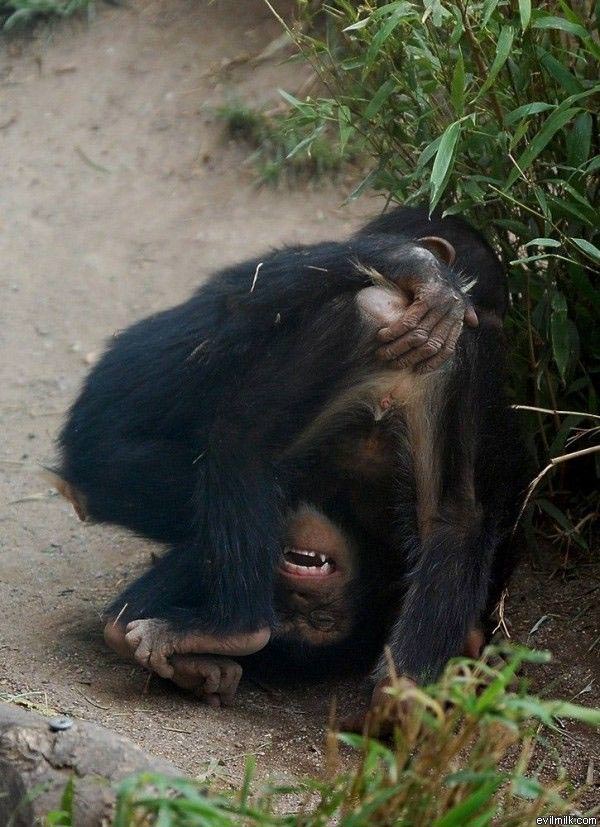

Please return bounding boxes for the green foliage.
[218,101,358,184]
[0,0,91,29]
[45,777,74,826]
[270,0,600,541]
[47,646,599,826]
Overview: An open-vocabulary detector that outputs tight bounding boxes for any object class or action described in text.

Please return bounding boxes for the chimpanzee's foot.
[341,626,487,734]
[169,654,243,707]
[103,617,269,680]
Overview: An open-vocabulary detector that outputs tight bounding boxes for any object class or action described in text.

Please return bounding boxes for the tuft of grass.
[0,0,92,30]
[218,101,359,185]
[44,645,599,826]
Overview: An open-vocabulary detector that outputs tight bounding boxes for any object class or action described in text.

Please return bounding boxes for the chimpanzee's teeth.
[283,547,332,569]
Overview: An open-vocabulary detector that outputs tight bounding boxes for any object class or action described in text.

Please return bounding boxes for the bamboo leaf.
[518,0,531,30]
[433,780,502,827]
[481,0,500,27]
[363,10,407,77]
[337,105,353,153]
[509,119,530,150]
[422,0,444,27]
[566,112,592,169]
[477,26,514,97]
[417,134,442,170]
[544,700,600,726]
[365,77,397,118]
[450,49,465,115]
[571,238,600,264]
[525,238,561,248]
[429,120,461,212]
[506,107,581,187]
[550,292,569,382]
[505,101,554,125]
[538,498,588,549]
[278,89,311,113]
[532,14,588,39]
[343,17,371,32]
[537,49,583,94]
[346,167,379,202]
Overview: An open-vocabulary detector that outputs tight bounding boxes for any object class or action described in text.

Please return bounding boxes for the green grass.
[44,645,599,827]
[0,0,92,29]
[218,101,360,185]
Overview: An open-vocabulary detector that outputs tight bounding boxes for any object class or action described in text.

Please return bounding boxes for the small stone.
[48,716,73,732]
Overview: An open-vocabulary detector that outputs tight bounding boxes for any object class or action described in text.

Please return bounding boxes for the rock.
[0,702,177,826]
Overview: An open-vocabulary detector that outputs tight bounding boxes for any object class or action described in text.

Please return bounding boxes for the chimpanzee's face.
[273,504,357,646]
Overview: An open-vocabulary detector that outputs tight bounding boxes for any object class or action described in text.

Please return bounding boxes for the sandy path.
[0,0,597,794]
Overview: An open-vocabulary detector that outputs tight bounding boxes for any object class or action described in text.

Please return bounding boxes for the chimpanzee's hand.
[169,654,243,707]
[104,617,269,680]
[375,277,478,373]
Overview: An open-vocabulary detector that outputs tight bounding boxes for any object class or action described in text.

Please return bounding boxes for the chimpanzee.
[103,501,402,706]
[57,206,526,707]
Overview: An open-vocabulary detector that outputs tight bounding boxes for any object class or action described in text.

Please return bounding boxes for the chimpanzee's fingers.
[464,302,479,328]
[378,287,475,349]
[375,306,442,362]
[125,620,175,679]
[172,629,268,657]
[124,624,153,670]
[132,638,161,669]
[219,660,243,706]
[377,280,460,343]
[124,621,144,649]
[171,656,221,702]
[376,297,432,345]
[200,663,222,694]
[408,308,462,369]
[376,296,456,362]
[170,655,242,706]
[380,302,456,368]
[104,621,132,659]
[147,647,176,679]
[415,317,463,374]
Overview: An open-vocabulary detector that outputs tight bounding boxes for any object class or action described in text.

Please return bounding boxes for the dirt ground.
[0,0,598,799]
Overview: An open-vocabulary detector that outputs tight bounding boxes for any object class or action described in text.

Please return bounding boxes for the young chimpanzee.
[57,206,526,706]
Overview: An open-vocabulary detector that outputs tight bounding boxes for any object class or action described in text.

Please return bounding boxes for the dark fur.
[58,206,527,681]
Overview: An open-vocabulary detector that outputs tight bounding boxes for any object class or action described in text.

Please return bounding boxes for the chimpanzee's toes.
[103,620,130,658]
[123,619,175,679]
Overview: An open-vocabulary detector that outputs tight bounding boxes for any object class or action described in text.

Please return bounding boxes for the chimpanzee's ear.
[417,236,456,267]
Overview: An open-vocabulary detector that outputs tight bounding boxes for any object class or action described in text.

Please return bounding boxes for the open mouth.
[280,547,337,578]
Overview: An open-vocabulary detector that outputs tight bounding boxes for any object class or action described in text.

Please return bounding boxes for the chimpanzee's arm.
[208,234,476,372]
[103,292,371,636]
[373,322,526,684]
